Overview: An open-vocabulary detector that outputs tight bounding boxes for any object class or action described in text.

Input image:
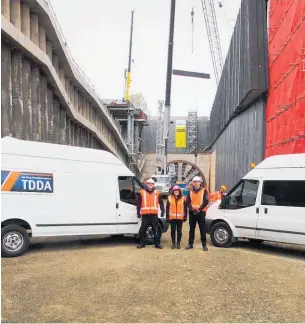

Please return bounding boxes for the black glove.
[161,212,165,218]
[183,217,187,222]
[137,214,141,219]
[193,210,199,216]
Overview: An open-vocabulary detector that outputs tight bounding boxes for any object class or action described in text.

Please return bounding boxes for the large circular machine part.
[167,160,206,185]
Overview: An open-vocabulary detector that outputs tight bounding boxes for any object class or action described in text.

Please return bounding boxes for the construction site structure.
[187,109,198,154]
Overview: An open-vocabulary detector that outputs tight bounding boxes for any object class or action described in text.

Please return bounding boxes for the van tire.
[144,223,162,245]
[1,225,30,258]
[210,222,233,248]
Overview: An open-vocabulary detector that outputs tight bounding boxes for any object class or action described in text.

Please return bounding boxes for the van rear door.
[221,179,261,239]
[256,180,305,245]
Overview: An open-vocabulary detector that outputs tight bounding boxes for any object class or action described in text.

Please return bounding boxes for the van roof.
[255,153,305,169]
[1,137,134,176]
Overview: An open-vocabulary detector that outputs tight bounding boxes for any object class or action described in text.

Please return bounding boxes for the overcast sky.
[49,0,242,116]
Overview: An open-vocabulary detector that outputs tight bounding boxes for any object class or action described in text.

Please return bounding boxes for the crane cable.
[191,7,194,53]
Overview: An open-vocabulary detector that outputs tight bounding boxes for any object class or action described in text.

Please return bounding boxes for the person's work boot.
[185,244,193,250]
[171,242,177,249]
[177,242,181,249]
[155,244,163,249]
[137,244,145,249]
[202,244,208,251]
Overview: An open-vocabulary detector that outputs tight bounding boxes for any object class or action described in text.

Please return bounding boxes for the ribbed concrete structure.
[1,0,138,170]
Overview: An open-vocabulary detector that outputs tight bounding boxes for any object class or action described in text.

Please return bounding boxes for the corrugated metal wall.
[142,116,210,154]
[209,0,269,144]
[212,97,266,190]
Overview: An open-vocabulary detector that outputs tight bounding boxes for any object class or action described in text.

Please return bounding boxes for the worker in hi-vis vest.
[185,176,209,251]
[166,185,187,249]
[137,178,164,249]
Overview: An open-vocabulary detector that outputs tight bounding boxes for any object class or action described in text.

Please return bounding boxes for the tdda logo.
[21,179,52,192]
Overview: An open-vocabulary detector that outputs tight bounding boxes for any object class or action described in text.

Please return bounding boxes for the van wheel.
[144,223,162,245]
[1,225,30,258]
[210,222,233,248]
[248,239,264,244]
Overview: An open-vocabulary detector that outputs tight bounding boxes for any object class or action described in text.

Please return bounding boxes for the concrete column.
[39,26,47,52]
[82,97,87,118]
[31,67,41,141]
[52,54,59,73]
[65,116,71,145]
[21,2,30,38]
[53,99,60,143]
[40,75,48,142]
[75,124,80,147]
[70,85,75,106]
[86,100,90,120]
[92,107,96,125]
[59,68,65,86]
[11,51,23,139]
[134,122,140,154]
[2,0,10,20]
[59,108,66,144]
[88,103,92,122]
[10,0,21,29]
[100,117,103,130]
[47,88,54,142]
[1,44,13,137]
[46,41,53,61]
[127,113,132,152]
[30,13,39,46]
[74,89,79,111]
[65,77,70,97]
[78,94,83,116]
[22,59,32,140]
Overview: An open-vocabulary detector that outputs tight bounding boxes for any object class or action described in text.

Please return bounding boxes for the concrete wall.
[1,0,129,164]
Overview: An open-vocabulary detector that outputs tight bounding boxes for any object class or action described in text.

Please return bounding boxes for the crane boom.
[200,0,223,84]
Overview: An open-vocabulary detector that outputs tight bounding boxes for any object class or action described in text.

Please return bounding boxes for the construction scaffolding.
[187,109,198,154]
[265,0,305,156]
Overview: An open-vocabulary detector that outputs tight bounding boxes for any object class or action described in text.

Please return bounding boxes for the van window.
[261,180,305,207]
[224,180,259,209]
[118,176,136,205]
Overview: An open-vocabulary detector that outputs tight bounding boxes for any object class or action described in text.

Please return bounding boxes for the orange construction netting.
[265,0,305,157]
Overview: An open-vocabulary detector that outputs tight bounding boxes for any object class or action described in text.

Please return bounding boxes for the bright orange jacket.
[168,195,185,220]
[140,189,160,215]
[190,188,208,212]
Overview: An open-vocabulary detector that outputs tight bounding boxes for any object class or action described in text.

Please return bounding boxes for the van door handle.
[116,203,119,209]
[264,207,268,214]
[256,207,259,214]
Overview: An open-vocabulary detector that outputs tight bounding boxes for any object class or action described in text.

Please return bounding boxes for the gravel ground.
[2,227,305,323]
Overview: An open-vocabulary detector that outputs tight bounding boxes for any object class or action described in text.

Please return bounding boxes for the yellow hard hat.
[220,185,227,192]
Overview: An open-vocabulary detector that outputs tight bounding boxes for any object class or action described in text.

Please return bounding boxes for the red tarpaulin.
[265,0,305,157]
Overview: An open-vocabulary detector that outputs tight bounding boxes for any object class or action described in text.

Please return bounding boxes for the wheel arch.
[1,219,32,236]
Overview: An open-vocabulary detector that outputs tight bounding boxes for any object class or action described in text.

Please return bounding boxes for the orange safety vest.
[190,188,207,212]
[140,189,160,215]
[168,195,185,220]
[211,191,222,202]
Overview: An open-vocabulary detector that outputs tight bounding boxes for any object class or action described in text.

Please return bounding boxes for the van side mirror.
[219,196,229,209]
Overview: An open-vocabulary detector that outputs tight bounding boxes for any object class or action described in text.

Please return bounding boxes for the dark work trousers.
[170,219,183,244]
[188,211,207,245]
[139,214,160,245]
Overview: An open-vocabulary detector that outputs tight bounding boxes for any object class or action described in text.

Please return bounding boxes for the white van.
[1,137,168,257]
[206,154,305,248]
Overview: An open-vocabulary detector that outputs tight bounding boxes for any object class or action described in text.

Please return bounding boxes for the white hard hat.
[192,176,202,182]
[146,178,155,184]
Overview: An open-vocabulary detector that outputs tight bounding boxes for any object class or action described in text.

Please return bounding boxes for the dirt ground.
[2,227,305,323]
